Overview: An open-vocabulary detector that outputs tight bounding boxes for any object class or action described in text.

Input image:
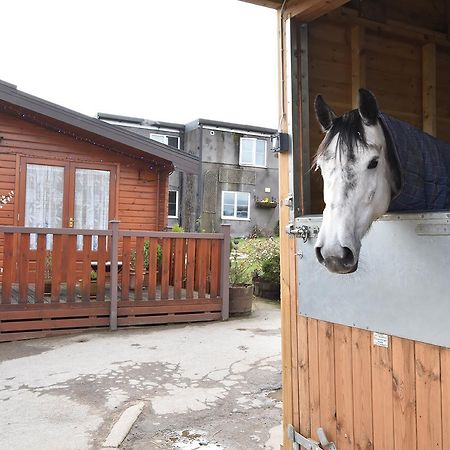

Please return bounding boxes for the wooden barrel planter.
[229,285,253,316]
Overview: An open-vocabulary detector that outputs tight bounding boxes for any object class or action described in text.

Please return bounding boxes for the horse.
[313,88,450,274]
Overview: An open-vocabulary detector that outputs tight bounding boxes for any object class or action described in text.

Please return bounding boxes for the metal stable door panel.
[295,212,450,348]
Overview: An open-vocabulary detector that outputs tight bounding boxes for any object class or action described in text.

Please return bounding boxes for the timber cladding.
[291,317,450,449]
[279,2,450,450]
[0,110,169,232]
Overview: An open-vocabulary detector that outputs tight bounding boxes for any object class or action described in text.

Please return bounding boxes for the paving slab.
[0,298,281,449]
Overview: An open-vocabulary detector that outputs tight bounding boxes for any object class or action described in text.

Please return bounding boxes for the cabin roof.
[0,80,200,174]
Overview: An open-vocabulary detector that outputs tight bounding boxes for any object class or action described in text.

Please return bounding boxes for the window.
[25,164,64,249]
[168,190,179,218]
[74,168,110,250]
[239,137,267,167]
[150,133,180,149]
[23,161,114,250]
[221,191,250,220]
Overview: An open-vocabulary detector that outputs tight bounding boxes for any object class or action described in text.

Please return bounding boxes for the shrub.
[229,239,252,286]
[172,223,184,233]
[131,240,162,271]
[260,253,280,283]
[248,237,280,284]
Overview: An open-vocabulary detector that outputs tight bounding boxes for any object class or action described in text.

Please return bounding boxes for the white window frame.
[150,133,180,149]
[239,137,267,168]
[168,190,179,218]
[221,191,251,221]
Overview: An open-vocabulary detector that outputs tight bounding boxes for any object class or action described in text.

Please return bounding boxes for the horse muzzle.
[315,246,358,274]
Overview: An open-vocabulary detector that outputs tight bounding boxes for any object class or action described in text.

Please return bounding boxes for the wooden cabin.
[0,79,198,235]
[242,1,450,449]
[0,81,229,342]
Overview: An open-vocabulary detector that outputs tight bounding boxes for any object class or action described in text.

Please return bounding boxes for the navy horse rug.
[379,113,450,211]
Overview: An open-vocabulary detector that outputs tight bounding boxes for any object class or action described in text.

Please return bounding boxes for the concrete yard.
[0,299,282,450]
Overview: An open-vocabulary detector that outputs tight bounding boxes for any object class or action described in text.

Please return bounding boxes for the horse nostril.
[315,247,324,264]
[342,247,354,265]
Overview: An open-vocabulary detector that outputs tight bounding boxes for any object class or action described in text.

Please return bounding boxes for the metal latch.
[288,425,337,450]
[285,224,320,242]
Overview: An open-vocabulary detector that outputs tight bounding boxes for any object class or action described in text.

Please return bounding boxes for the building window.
[239,137,267,167]
[150,133,180,149]
[221,191,250,220]
[168,190,179,218]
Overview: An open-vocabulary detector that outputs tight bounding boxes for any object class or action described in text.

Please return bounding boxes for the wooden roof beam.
[283,0,349,21]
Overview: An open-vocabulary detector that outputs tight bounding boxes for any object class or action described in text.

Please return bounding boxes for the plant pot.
[44,280,52,295]
[129,271,150,290]
[79,280,97,298]
[253,280,280,300]
[229,285,253,316]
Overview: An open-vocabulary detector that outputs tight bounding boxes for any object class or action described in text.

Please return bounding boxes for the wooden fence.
[0,222,230,342]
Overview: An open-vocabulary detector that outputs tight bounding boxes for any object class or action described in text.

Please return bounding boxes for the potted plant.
[79,270,98,298]
[44,254,52,295]
[229,239,253,315]
[129,241,162,289]
[252,242,280,300]
[255,196,278,209]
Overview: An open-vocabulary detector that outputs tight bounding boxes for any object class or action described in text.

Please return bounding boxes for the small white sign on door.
[373,332,389,348]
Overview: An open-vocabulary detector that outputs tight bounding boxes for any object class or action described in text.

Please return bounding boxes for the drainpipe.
[156,170,160,230]
[196,124,204,230]
[179,131,184,228]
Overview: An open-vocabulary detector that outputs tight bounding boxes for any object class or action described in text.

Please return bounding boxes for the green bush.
[172,223,184,233]
[260,254,280,283]
[131,240,162,271]
[229,239,252,286]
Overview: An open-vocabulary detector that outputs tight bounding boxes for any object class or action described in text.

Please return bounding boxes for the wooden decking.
[0,224,230,342]
[0,282,206,304]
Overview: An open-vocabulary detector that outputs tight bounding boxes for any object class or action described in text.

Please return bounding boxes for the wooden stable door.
[19,158,116,233]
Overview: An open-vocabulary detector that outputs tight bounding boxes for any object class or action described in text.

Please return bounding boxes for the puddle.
[167,429,224,450]
[267,388,282,402]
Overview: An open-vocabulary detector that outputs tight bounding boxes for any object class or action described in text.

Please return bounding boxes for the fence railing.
[0,223,230,340]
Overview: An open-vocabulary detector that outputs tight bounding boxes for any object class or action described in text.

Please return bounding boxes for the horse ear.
[314,95,336,132]
[358,88,379,125]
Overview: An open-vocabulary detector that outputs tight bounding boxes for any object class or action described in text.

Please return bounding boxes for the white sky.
[1,0,278,129]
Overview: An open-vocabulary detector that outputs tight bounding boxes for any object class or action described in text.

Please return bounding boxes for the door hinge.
[288,425,337,450]
[284,193,293,209]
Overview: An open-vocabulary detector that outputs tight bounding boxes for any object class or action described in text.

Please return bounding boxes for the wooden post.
[109,220,120,331]
[351,25,366,109]
[298,23,311,216]
[422,42,436,136]
[279,11,295,449]
[220,224,230,320]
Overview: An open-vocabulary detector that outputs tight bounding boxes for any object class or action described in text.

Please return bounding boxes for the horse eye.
[367,158,379,170]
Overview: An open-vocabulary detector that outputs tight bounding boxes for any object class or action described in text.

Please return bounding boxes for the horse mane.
[315,109,369,164]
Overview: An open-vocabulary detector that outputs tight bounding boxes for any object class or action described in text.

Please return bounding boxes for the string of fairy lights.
[0,190,14,209]
[0,104,175,174]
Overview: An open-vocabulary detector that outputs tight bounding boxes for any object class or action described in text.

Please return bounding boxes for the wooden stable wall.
[306,9,450,214]
[277,2,450,449]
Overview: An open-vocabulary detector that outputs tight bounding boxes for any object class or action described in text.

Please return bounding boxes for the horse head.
[314,89,397,274]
